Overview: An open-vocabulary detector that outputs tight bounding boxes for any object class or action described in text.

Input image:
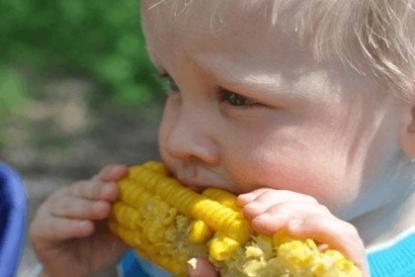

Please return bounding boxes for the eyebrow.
[191,54,306,104]
[152,50,317,105]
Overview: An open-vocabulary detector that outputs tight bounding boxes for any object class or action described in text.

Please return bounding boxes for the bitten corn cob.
[109,161,362,277]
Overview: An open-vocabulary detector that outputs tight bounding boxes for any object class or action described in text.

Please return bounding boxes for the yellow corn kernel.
[109,161,362,277]
[128,164,251,244]
[203,188,241,211]
[209,232,241,261]
[189,220,214,243]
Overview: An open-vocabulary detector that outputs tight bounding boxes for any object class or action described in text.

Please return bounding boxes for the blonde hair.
[146,0,415,102]
[296,0,415,103]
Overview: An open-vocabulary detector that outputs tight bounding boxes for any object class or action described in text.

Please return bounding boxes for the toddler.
[30,0,415,276]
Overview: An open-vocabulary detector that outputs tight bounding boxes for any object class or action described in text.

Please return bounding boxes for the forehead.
[141,0,305,69]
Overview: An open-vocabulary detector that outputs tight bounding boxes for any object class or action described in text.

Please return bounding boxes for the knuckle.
[304,195,319,204]
[47,191,65,207]
[268,203,290,216]
[71,180,97,196]
[344,223,360,237]
[316,204,331,214]
[69,182,82,195]
[259,188,278,197]
[304,213,329,227]
[59,200,73,214]
[287,217,304,229]
[83,201,99,217]
[256,187,272,194]
[243,203,260,217]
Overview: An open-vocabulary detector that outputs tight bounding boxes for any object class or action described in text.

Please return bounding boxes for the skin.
[29,1,415,276]
[29,165,129,277]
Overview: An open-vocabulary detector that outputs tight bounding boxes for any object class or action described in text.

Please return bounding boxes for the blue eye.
[220,89,257,107]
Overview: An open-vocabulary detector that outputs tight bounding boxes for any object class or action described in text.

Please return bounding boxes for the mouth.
[164,162,231,193]
[176,175,210,193]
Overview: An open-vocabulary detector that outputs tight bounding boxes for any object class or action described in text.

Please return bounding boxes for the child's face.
[142,1,406,219]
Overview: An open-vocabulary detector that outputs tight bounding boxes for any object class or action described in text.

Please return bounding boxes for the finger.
[187,257,218,277]
[68,180,119,201]
[250,202,330,235]
[251,208,366,273]
[288,216,366,271]
[237,188,271,204]
[250,212,291,236]
[31,217,94,242]
[240,190,318,220]
[93,164,129,182]
[255,209,366,272]
[50,196,111,220]
[238,189,318,206]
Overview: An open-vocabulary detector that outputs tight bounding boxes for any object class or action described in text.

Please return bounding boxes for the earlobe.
[400,106,415,158]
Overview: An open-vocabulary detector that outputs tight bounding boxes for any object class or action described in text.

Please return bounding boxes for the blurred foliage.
[0,67,28,118]
[0,0,164,115]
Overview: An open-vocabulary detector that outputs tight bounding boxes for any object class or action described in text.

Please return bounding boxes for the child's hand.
[238,188,368,276]
[29,165,129,277]
[188,188,368,277]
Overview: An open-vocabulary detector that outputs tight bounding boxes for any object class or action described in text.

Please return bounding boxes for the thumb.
[187,257,218,277]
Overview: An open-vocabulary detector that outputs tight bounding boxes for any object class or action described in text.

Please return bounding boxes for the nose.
[164,111,220,166]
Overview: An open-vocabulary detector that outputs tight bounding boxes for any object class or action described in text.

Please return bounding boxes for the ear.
[400,105,415,158]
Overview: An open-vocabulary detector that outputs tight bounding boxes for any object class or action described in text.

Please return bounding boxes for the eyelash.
[218,88,258,107]
[160,73,179,93]
[160,73,259,107]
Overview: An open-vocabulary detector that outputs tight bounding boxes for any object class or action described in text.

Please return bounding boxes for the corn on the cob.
[109,161,362,277]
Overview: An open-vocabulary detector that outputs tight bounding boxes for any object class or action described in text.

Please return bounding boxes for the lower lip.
[178,176,207,191]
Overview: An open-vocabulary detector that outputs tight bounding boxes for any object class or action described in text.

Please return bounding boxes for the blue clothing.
[0,162,27,277]
[119,230,415,277]
[118,251,172,277]
[367,230,415,277]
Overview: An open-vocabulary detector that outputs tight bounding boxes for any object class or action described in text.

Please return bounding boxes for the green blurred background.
[0,1,165,275]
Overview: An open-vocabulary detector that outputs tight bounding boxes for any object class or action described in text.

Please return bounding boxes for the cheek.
[225,129,362,213]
